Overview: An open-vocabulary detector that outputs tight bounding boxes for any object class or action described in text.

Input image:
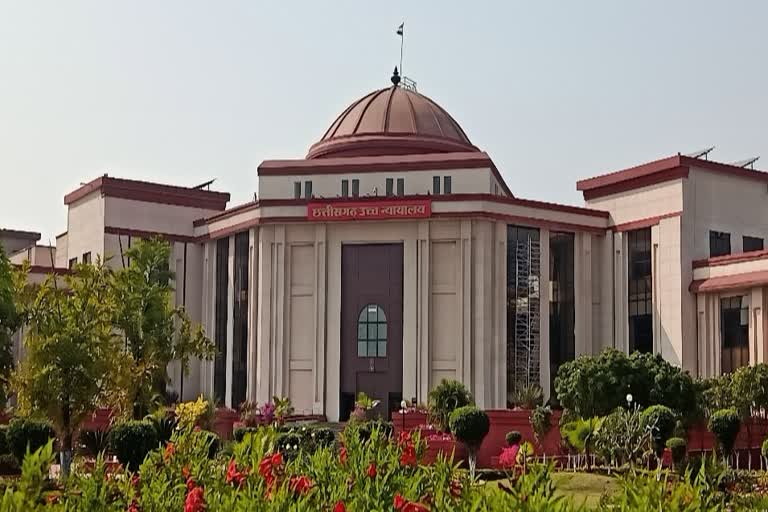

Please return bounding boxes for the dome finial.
[391,67,401,86]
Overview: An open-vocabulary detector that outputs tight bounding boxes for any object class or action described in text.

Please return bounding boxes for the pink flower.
[498,445,520,469]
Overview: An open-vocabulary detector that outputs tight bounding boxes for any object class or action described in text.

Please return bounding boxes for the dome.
[307,76,478,159]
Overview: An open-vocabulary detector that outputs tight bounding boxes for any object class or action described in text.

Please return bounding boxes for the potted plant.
[351,392,380,422]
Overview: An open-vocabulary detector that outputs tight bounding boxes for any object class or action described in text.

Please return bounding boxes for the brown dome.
[307,85,478,159]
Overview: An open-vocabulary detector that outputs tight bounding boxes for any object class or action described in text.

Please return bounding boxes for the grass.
[482,471,617,509]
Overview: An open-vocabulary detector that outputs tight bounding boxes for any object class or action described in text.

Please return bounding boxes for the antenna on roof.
[731,156,760,169]
[192,179,215,190]
[685,147,715,160]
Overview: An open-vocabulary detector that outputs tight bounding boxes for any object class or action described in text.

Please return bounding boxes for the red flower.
[397,431,412,446]
[182,465,190,480]
[184,486,205,512]
[186,478,196,492]
[400,444,417,467]
[333,501,346,512]
[270,452,283,467]
[288,474,313,495]
[127,498,140,512]
[498,445,520,469]
[393,493,407,510]
[163,442,175,462]
[226,459,247,488]
[339,446,348,465]
[449,479,462,498]
[366,462,377,479]
[131,473,141,488]
[258,456,272,478]
[393,493,430,512]
[46,494,59,505]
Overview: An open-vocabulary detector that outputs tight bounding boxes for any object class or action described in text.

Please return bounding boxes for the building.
[12,73,768,420]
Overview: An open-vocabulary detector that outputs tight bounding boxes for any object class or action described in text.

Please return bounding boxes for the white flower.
[293,444,298,450]
[626,393,633,404]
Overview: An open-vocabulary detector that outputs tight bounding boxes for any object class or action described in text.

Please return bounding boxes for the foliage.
[666,437,687,467]
[762,438,768,459]
[144,409,178,445]
[0,454,19,475]
[0,426,8,456]
[554,348,699,421]
[78,428,111,457]
[505,430,522,446]
[239,400,260,427]
[562,417,602,470]
[489,462,573,511]
[701,375,736,417]
[233,426,259,443]
[428,379,473,433]
[640,404,676,457]
[449,406,490,451]
[594,405,652,469]
[530,404,553,444]
[171,306,216,399]
[0,439,55,511]
[175,396,213,431]
[510,381,543,409]
[0,246,20,408]
[194,429,221,459]
[707,408,741,457]
[12,260,122,473]
[6,418,55,463]
[108,420,158,470]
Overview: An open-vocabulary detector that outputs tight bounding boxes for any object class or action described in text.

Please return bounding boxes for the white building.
[11,75,768,420]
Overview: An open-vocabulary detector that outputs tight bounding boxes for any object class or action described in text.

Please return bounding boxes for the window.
[82,252,91,264]
[214,238,229,403]
[357,304,387,357]
[352,179,360,197]
[232,232,249,407]
[304,181,313,199]
[68,257,77,269]
[444,176,452,194]
[294,182,301,199]
[341,180,349,197]
[432,176,441,195]
[710,231,731,257]
[396,178,404,196]
[721,295,749,374]
[385,178,394,197]
[743,236,764,252]
[549,232,575,396]
[628,228,653,354]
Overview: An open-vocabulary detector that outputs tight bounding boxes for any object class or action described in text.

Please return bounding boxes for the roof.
[0,228,41,241]
[64,176,231,210]
[307,85,478,159]
[577,154,768,200]
[690,270,768,294]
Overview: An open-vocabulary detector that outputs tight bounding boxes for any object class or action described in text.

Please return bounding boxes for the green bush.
[78,428,110,456]
[505,430,522,446]
[309,427,336,448]
[510,382,543,409]
[641,405,676,457]
[666,437,687,466]
[530,405,553,443]
[708,408,741,456]
[428,379,473,433]
[144,411,178,445]
[449,406,490,451]
[6,418,55,463]
[0,454,19,475]
[108,421,158,470]
[233,426,260,443]
[762,438,768,459]
[0,426,8,455]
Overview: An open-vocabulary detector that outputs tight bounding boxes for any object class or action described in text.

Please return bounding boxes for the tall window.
[721,295,749,374]
[352,179,360,197]
[293,182,301,199]
[304,181,313,199]
[432,176,441,195]
[444,176,452,194]
[214,238,229,403]
[341,180,349,197]
[82,252,91,264]
[628,228,652,354]
[385,178,394,197]
[357,304,387,357]
[710,231,731,257]
[232,232,249,407]
[396,178,404,196]
[506,226,541,402]
[743,235,764,252]
[549,232,575,396]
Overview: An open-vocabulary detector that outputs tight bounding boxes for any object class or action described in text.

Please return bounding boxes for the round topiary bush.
[665,437,687,468]
[108,421,158,471]
[6,418,55,463]
[505,430,522,446]
[428,380,473,433]
[449,406,490,478]
[640,405,676,457]
[708,408,741,457]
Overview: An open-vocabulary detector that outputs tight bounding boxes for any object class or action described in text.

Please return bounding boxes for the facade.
[11,75,768,420]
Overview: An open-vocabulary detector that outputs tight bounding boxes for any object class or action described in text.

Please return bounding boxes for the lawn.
[483,471,617,509]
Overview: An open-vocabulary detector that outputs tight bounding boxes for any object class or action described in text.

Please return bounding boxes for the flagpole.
[399,24,404,79]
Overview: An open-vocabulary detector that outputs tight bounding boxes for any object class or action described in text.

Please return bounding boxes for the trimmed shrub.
[6,418,55,463]
[109,421,158,471]
[449,406,490,451]
[666,437,687,467]
[310,427,335,448]
[428,379,473,433]
[233,426,259,443]
[641,405,676,457]
[505,431,522,446]
[708,408,741,457]
[78,428,111,456]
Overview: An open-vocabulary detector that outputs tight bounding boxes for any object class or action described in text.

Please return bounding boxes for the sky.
[1,1,767,241]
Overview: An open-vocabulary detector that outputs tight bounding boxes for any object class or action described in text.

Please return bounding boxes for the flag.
[396,23,404,36]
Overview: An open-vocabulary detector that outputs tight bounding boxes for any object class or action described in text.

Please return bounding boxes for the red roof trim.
[692,249,768,269]
[64,176,230,210]
[104,226,198,244]
[612,211,682,232]
[690,270,768,293]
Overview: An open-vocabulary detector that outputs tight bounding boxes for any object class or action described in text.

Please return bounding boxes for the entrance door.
[340,244,403,421]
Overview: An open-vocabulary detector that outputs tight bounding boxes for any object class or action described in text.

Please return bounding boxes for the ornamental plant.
[449,406,490,479]
[428,379,473,433]
[666,437,687,470]
[640,404,676,458]
[176,396,212,430]
[505,430,522,446]
[708,408,741,460]
[108,420,158,470]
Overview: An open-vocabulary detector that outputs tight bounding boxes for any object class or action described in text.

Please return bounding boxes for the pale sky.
[1,1,766,241]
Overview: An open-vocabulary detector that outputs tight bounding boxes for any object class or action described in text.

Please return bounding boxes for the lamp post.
[400,400,408,433]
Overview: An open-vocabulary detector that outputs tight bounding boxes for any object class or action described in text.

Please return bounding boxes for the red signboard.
[307,199,432,221]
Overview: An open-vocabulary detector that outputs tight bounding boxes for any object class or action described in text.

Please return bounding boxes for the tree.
[13,260,122,476]
[112,238,214,417]
[0,246,20,407]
